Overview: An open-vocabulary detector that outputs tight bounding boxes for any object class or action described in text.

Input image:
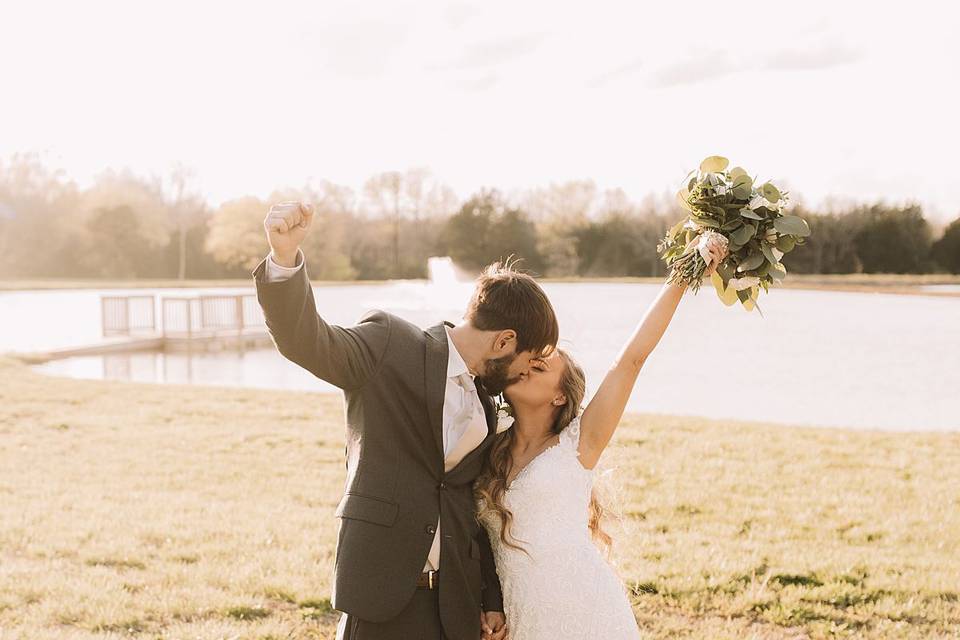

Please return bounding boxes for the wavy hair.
[474,348,611,553]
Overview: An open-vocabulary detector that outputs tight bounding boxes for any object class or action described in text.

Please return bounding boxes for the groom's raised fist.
[264,200,314,267]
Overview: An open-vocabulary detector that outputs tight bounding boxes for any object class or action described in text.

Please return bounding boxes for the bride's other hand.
[481,610,508,640]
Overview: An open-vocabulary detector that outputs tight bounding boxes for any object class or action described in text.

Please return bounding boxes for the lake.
[1,280,957,432]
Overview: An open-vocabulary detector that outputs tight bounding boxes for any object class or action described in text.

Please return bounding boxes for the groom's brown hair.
[464,256,559,357]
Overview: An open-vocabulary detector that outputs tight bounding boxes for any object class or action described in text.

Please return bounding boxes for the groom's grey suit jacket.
[251,254,504,639]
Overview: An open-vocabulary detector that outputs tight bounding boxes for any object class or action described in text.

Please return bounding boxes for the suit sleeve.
[251,251,391,390]
[479,525,504,612]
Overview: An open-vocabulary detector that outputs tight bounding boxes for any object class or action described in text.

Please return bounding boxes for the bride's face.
[504,350,565,407]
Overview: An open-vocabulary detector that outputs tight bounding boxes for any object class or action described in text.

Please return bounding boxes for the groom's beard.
[476,353,521,396]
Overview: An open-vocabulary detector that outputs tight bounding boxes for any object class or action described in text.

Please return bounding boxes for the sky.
[2,0,958,223]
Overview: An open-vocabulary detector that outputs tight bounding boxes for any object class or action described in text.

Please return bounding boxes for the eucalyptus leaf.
[737,252,765,271]
[668,218,686,239]
[776,235,796,252]
[739,208,765,220]
[769,261,786,281]
[728,166,748,179]
[712,272,739,306]
[773,215,811,237]
[700,156,729,173]
[732,174,753,199]
[717,261,736,283]
[761,242,781,267]
[694,216,721,228]
[730,223,756,245]
[760,182,782,202]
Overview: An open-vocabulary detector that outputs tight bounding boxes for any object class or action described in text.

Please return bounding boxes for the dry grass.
[1,355,958,639]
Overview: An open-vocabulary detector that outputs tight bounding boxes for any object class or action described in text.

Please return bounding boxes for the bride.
[474,243,725,639]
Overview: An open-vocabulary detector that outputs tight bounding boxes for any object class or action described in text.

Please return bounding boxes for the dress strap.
[559,413,582,450]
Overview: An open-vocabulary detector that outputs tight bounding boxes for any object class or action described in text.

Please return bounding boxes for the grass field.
[1,354,959,639]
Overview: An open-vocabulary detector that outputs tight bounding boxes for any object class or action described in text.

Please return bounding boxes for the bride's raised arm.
[577,275,695,469]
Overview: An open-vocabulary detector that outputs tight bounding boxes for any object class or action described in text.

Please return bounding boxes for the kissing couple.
[252,201,724,639]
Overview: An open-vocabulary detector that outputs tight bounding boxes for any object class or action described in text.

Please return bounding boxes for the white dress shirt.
[262,250,489,572]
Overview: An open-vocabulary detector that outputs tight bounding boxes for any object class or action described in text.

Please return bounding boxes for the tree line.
[1,152,958,280]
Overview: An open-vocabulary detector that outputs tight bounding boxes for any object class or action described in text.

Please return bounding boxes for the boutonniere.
[494,394,515,433]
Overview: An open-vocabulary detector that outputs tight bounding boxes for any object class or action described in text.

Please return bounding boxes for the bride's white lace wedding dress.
[477,415,642,639]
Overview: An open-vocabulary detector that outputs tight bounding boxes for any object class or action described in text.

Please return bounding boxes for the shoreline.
[2,273,959,296]
[7,352,956,435]
[9,355,956,436]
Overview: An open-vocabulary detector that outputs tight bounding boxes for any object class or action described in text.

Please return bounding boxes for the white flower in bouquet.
[727,276,761,291]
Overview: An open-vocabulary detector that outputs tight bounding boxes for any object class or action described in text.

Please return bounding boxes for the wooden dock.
[15,329,276,364]
[13,293,276,364]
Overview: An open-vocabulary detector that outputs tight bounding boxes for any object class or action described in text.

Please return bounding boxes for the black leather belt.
[416,570,438,589]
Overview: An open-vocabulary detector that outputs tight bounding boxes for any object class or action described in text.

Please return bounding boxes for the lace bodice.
[477,415,641,639]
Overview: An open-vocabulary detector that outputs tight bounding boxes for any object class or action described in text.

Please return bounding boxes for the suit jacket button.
[426,524,437,535]
[437,482,446,490]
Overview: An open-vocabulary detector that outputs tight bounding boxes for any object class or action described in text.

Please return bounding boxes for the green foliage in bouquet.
[657,155,811,312]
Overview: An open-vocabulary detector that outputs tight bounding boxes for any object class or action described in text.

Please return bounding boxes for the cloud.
[586,56,645,88]
[443,2,482,29]
[762,41,862,70]
[648,51,740,88]
[646,39,863,88]
[450,33,545,69]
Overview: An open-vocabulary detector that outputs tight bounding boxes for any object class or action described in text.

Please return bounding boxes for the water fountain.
[360,256,473,314]
[427,256,460,286]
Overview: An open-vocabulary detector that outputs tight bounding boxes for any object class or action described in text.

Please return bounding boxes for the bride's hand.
[481,610,508,640]
[701,236,728,278]
[703,250,721,277]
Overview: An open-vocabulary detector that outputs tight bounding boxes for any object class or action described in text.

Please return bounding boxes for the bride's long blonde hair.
[474,348,611,553]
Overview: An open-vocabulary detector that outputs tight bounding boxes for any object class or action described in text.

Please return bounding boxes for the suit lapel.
[424,322,449,462]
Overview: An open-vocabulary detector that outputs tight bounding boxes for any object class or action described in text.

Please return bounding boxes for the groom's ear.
[493,329,517,353]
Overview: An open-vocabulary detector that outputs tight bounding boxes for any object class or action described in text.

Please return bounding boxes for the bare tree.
[364,171,404,275]
[166,163,200,280]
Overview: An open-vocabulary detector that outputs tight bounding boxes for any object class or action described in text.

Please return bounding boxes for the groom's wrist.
[270,248,301,268]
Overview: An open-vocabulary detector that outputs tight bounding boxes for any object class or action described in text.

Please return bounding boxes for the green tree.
[782,206,864,274]
[932,216,960,274]
[853,203,932,273]
[442,190,543,273]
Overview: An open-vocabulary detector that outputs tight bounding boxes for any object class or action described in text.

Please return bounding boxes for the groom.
[251,201,559,640]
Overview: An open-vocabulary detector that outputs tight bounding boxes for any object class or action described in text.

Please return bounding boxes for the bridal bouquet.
[657,155,811,312]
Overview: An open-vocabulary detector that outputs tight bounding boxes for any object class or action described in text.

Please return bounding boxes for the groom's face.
[477,348,537,396]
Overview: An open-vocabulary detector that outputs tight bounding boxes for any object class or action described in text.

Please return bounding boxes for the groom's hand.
[481,610,508,640]
[264,200,314,267]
